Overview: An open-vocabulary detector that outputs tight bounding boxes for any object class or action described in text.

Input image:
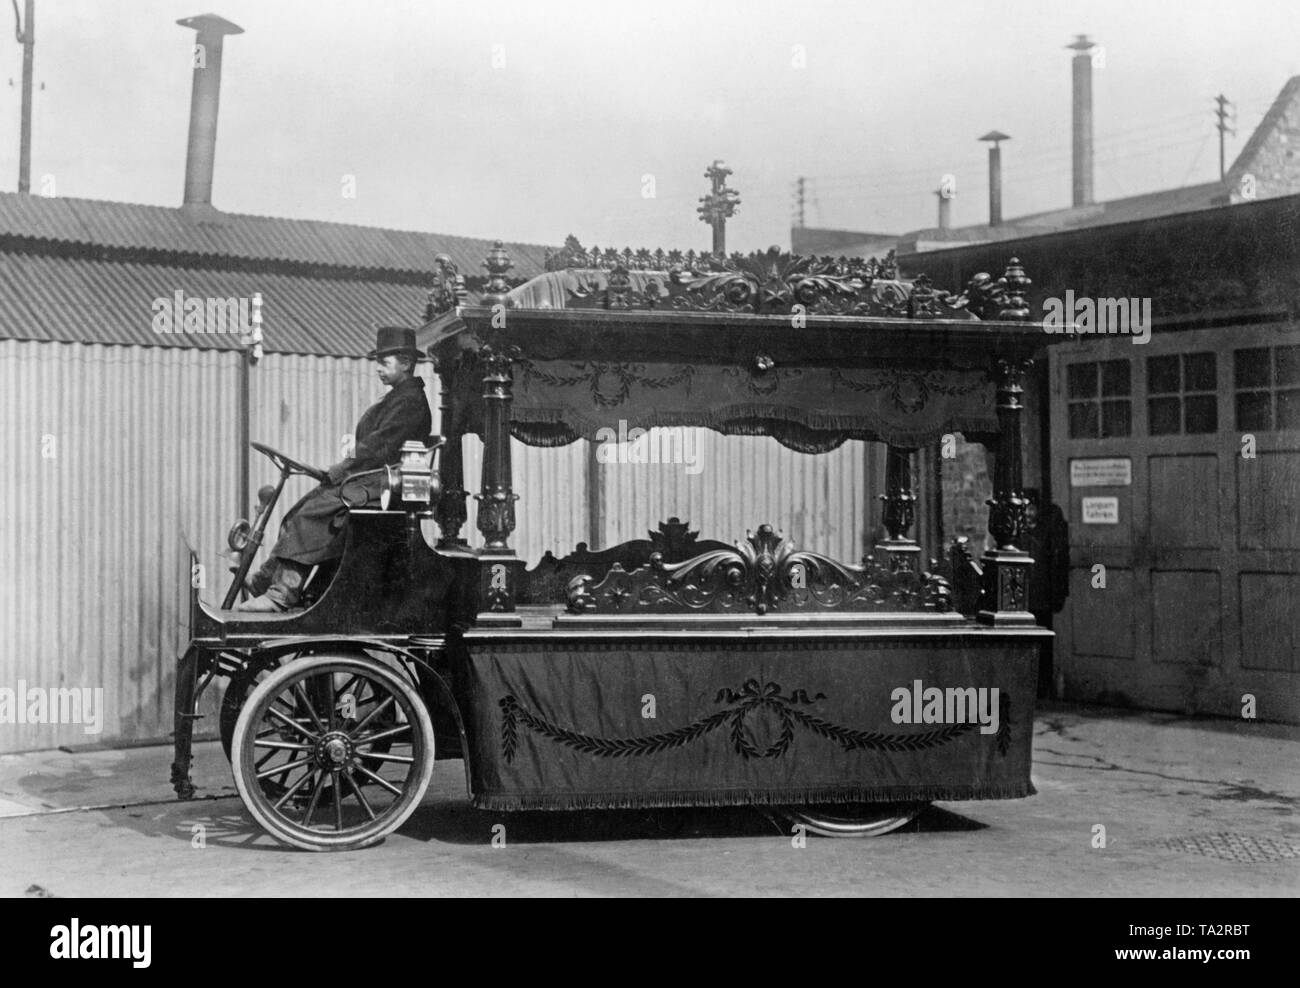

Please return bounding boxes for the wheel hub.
[317,732,353,768]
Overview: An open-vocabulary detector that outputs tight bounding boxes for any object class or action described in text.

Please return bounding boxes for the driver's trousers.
[269,469,389,566]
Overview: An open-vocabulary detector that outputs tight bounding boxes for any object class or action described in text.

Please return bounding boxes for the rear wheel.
[231,654,435,851]
[788,802,925,838]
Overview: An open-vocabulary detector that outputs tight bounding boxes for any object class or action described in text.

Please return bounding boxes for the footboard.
[459,623,1046,811]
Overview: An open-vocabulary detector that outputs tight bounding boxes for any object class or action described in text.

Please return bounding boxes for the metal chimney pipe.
[979,131,1009,226]
[935,186,951,229]
[177,13,244,208]
[1068,34,1096,207]
[16,0,34,195]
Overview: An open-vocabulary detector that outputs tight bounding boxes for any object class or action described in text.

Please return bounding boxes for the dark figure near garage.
[239,327,433,611]
[1024,488,1070,696]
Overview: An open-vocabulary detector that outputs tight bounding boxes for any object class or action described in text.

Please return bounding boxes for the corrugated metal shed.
[0,191,549,277]
[0,340,392,751]
[0,250,423,356]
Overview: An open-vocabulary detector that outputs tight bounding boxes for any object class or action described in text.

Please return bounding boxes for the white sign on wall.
[1070,458,1132,487]
[1081,496,1120,524]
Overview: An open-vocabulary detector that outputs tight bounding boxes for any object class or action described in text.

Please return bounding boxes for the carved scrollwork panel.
[566,523,955,617]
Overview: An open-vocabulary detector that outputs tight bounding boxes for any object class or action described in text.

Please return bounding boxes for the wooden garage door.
[1050,322,1300,722]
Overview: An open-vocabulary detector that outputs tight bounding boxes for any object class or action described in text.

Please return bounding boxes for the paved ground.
[2,702,1297,897]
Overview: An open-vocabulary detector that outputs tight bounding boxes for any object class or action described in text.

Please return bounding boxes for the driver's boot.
[237,559,309,612]
[244,557,277,597]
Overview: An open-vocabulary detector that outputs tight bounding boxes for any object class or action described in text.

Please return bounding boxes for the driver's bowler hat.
[367,326,425,362]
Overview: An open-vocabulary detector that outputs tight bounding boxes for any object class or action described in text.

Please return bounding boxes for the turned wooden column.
[875,444,921,572]
[476,344,518,552]
[434,355,469,549]
[978,356,1035,625]
[474,342,523,623]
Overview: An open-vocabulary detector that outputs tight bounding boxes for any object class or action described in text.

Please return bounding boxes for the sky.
[0,0,1296,254]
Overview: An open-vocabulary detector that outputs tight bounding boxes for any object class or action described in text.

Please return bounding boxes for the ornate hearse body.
[172,242,1063,850]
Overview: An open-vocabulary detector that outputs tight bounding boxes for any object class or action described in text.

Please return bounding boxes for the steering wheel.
[250,441,329,483]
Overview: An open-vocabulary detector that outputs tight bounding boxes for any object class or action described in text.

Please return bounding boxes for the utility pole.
[14,0,34,194]
[697,160,740,256]
[1214,94,1236,181]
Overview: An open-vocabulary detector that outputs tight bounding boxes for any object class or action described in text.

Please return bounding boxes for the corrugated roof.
[0,251,423,356]
[899,182,1231,252]
[0,191,549,277]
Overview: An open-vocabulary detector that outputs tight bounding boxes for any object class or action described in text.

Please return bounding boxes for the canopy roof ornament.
[537,239,1032,320]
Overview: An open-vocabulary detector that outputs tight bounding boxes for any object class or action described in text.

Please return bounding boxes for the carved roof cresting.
[540,237,1033,320]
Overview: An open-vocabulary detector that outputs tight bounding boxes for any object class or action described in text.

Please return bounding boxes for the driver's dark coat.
[271,375,432,565]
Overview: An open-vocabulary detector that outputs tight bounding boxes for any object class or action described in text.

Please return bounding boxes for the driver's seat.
[339,434,443,512]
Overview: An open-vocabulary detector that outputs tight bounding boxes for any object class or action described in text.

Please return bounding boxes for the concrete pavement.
[1,702,1297,896]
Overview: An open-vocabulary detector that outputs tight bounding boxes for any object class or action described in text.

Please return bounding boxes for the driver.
[239,327,433,611]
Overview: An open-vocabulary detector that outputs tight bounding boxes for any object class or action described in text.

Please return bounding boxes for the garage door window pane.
[1276,346,1300,386]
[1069,402,1099,438]
[1101,360,1131,396]
[1236,391,1271,431]
[1184,394,1218,434]
[1278,389,1300,431]
[1101,400,1131,438]
[1235,348,1270,388]
[1184,352,1217,391]
[1068,363,1097,398]
[1148,396,1181,435]
[1148,355,1180,394]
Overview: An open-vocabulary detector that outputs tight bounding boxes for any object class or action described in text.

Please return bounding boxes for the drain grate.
[1155,833,1300,863]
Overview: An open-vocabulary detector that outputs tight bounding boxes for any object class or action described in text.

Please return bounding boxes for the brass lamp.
[381,439,443,510]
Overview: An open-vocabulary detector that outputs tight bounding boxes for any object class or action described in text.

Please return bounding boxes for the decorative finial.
[426,253,466,319]
[698,160,741,256]
[480,240,515,309]
[998,257,1032,320]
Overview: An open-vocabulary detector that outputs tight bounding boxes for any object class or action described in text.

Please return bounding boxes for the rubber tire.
[231,654,435,851]
[788,802,925,838]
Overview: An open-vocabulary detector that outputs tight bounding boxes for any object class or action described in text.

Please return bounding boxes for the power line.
[1180,131,1213,186]
[802,110,1213,183]
[805,123,1222,189]
[803,136,1213,204]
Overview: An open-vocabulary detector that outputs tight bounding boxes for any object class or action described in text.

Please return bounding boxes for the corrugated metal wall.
[0,340,386,751]
[461,432,877,563]
[0,340,881,753]
[589,430,877,562]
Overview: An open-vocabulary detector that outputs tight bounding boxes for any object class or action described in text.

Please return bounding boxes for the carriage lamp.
[380,440,442,509]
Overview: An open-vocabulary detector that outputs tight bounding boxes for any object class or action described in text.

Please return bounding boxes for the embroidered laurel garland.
[787,707,974,751]
[498,683,1011,764]
[500,695,732,760]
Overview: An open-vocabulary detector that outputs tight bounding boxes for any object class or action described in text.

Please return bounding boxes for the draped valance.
[495,358,997,451]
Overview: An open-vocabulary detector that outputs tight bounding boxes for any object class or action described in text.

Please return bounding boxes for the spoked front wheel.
[787,802,926,838]
[231,654,435,851]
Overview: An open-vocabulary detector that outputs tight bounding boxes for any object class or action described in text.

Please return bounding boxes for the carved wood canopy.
[421,246,1053,452]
